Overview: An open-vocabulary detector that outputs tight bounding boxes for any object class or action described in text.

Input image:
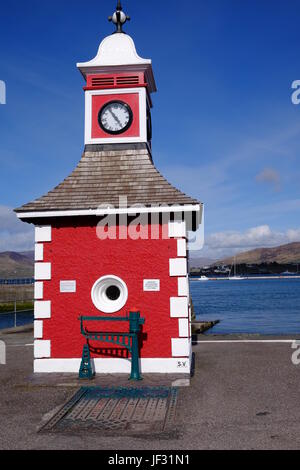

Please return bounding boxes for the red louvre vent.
[86,73,146,90]
[91,77,114,87]
[116,75,139,85]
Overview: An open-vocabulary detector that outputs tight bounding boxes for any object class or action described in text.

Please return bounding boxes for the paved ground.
[1,330,300,450]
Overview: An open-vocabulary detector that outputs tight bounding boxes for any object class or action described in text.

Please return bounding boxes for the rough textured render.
[15,144,200,213]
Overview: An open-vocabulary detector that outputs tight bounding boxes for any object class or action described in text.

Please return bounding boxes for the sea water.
[190,278,300,335]
[0,310,33,330]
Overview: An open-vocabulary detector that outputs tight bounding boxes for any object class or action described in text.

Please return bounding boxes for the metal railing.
[0,278,34,285]
[0,299,34,329]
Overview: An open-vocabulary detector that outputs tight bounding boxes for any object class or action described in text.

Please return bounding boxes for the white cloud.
[286,228,300,241]
[0,206,34,252]
[208,225,277,248]
[193,225,300,259]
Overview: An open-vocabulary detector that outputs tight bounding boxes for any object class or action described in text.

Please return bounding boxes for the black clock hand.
[108,109,123,128]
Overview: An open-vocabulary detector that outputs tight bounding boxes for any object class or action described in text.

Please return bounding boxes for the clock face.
[98,100,133,135]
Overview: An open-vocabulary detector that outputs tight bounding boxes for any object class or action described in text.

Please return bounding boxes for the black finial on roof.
[108,1,130,34]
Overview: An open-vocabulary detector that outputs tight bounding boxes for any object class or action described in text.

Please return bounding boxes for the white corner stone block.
[34,282,44,300]
[177,239,187,257]
[168,220,186,238]
[178,319,189,337]
[34,340,51,359]
[35,226,52,243]
[35,300,51,319]
[171,338,190,357]
[34,320,43,339]
[178,277,189,297]
[169,258,187,277]
[170,297,188,318]
[34,243,44,261]
[35,263,51,280]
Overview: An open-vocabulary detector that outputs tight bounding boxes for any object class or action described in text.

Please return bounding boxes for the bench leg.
[79,343,95,380]
[129,334,142,381]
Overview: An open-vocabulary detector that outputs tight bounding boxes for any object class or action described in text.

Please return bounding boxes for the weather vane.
[109,1,130,34]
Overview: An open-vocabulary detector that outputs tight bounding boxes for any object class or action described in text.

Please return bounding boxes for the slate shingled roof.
[15,144,200,214]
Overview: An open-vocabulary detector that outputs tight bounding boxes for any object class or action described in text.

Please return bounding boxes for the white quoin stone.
[34,340,51,359]
[34,244,44,261]
[169,258,187,277]
[170,297,189,318]
[34,321,43,339]
[35,226,52,242]
[34,282,44,300]
[168,221,186,238]
[35,263,51,281]
[177,239,187,257]
[171,338,190,357]
[34,301,51,319]
[178,277,189,297]
[178,319,189,338]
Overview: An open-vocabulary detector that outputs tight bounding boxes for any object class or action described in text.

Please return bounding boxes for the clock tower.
[15,2,203,377]
[78,4,155,146]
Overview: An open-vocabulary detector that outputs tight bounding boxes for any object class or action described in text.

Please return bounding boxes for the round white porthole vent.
[91,275,128,313]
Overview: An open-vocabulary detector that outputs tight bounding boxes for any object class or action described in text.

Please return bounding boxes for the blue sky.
[0,0,300,258]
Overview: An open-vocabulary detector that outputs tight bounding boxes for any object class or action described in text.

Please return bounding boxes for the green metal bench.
[78,311,145,381]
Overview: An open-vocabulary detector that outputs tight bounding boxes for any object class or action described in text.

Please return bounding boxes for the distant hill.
[216,242,300,265]
[189,252,216,268]
[0,251,34,279]
[19,251,34,261]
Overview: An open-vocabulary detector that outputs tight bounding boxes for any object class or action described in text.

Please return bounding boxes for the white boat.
[228,256,243,280]
[198,276,209,281]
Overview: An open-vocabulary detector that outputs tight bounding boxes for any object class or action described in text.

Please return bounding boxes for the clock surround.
[86,87,147,144]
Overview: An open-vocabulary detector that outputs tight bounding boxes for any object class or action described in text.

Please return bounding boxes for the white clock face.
[99,100,133,135]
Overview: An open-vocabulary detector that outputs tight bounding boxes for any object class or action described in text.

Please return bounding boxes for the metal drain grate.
[40,386,178,438]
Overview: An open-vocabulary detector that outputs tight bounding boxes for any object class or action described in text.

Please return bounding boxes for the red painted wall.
[42,220,182,359]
